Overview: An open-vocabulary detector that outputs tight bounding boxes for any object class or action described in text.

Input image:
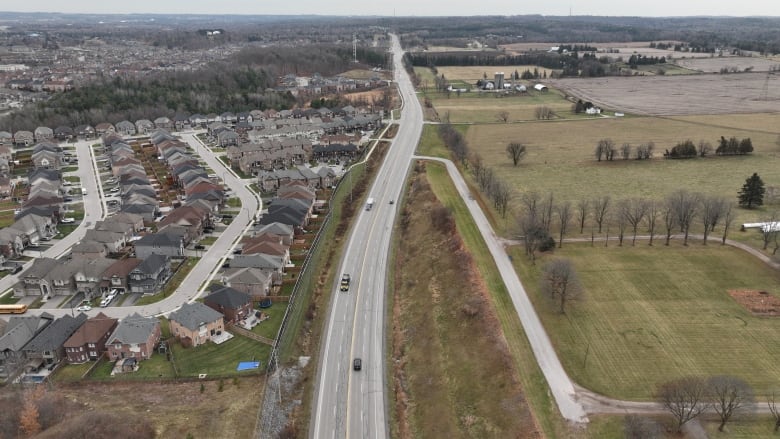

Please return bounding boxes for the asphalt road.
[8,132,260,319]
[311,34,423,439]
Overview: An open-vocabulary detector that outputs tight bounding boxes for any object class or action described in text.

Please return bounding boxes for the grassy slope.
[392,166,538,438]
[512,241,780,400]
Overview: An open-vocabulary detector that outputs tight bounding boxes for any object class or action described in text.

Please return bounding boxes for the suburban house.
[135,119,155,134]
[230,254,285,285]
[168,302,225,348]
[129,254,171,295]
[64,312,119,363]
[254,222,295,246]
[13,130,34,146]
[70,241,109,260]
[34,126,54,142]
[240,235,291,266]
[223,267,273,298]
[22,314,88,371]
[133,232,185,259]
[106,313,161,362]
[204,285,253,324]
[82,229,127,253]
[0,313,54,381]
[100,258,142,294]
[73,258,116,299]
[115,120,137,136]
[15,257,60,297]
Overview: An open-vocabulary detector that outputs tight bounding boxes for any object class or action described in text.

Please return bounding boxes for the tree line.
[592,136,754,162]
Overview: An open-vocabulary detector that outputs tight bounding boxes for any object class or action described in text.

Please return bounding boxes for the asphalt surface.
[7,132,260,319]
[311,34,422,439]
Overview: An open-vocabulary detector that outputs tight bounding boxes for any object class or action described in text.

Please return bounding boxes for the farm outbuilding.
[534,84,548,92]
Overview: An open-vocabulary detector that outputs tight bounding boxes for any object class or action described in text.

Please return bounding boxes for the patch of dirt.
[391,162,542,438]
[728,289,780,316]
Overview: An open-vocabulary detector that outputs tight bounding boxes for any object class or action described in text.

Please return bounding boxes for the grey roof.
[135,232,182,248]
[225,267,271,285]
[205,285,252,309]
[23,313,87,353]
[255,222,293,237]
[107,313,159,345]
[169,302,223,331]
[23,258,60,279]
[133,254,169,274]
[231,254,284,270]
[0,313,54,353]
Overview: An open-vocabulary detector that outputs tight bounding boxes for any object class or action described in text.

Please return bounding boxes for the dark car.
[353,358,362,371]
[63,197,73,202]
[194,244,205,250]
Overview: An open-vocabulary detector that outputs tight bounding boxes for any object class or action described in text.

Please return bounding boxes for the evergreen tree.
[738,173,765,208]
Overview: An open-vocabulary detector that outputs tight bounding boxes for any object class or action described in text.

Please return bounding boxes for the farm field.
[463,114,780,231]
[433,65,557,84]
[675,56,780,73]
[549,73,780,115]
[418,88,582,123]
[510,242,780,400]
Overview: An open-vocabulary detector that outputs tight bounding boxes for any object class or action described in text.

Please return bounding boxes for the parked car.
[194,244,205,250]
[60,217,75,224]
[76,304,92,312]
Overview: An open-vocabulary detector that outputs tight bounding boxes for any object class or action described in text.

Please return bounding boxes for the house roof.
[205,285,252,309]
[169,302,223,332]
[102,258,142,279]
[135,232,182,248]
[71,241,107,254]
[107,313,159,345]
[0,313,54,353]
[224,267,271,285]
[63,313,118,348]
[23,314,87,353]
[231,254,284,270]
[23,258,60,279]
[254,222,294,238]
[133,254,169,275]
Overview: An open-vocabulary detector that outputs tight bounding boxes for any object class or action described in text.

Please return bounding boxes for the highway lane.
[312,34,423,439]
[8,133,259,319]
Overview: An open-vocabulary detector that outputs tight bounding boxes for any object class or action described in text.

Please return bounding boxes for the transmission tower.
[353,33,358,63]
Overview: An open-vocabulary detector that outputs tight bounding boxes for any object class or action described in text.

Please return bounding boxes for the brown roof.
[102,257,142,279]
[242,239,287,257]
[159,206,205,228]
[186,181,222,196]
[63,313,118,347]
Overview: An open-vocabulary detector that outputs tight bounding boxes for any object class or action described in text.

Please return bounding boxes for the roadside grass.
[433,65,558,82]
[226,197,241,208]
[424,162,575,438]
[251,304,285,340]
[61,166,79,173]
[390,165,539,438]
[133,258,199,306]
[198,236,218,246]
[52,362,93,382]
[0,292,19,304]
[511,241,780,400]
[172,334,271,376]
[63,176,80,183]
[462,114,780,236]
[420,88,580,123]
[415,124,466,159]
[55,224,78,239]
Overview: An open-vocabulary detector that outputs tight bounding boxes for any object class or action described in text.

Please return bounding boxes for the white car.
[76,304,92,312]
[60,217,75,224]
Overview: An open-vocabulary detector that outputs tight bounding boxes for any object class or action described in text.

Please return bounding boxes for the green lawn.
[0,292,19,304]
[52,362,94,382]
[252,303,286,340]
[198,236,218,246]
[56,224,78,238]
[511,241,780,400]
[226,197,241,208]
[134,258,199,306]
[172,333,271,377]
[63,176,81,183]
[702,416,780,438]
[61,166,79,173]
[89,353,176,380]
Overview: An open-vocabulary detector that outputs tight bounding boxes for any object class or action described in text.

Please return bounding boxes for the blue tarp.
[236,361,261,371]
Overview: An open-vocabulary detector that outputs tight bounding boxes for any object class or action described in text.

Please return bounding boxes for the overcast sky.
[3,1,779,17]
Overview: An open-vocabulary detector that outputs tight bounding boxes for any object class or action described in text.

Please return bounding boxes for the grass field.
[172,334,271,376]
[252,303,285,340]
[432,65,557,83]
[510,241,780,400]
[462,114,780,235]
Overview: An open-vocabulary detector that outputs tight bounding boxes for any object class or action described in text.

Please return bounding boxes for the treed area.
[391,162,540,439]
[1,44,389,131]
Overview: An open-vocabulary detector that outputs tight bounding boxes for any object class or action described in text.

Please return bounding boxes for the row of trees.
[594,136,754,162]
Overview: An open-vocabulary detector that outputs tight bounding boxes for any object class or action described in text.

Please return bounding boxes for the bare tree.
[540,258,583,313]
[576,198,589,233]
[668,190,701,246]
[520,214,548,265]
[615,201,629,246]
[706,197,728,233]
[636,142,654,160]
[662,199,677,246]
[497,110,510,123]
[698,140,713,157]
[645,200,659,246]
[700,196,726,245]
[593,196,611,233]
[761,212,779,250]
[707,375,754,432]
[721,202,735,245]
[623,198,649,246]
[656,376,709,432]
[595,138,616,162]
[534,105,555,120]
[556,201,573,248]
[520,192,541,223]
[506,142,527,167]
[768,390,780,431]
[621,142,632,160]
[541,192,555,233]
[491,179,512,218]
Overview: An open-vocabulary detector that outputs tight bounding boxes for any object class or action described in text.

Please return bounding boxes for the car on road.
[76,304,92,312]
[340,274,351,291]
[353,358,362,371]
[389,199,394,204]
